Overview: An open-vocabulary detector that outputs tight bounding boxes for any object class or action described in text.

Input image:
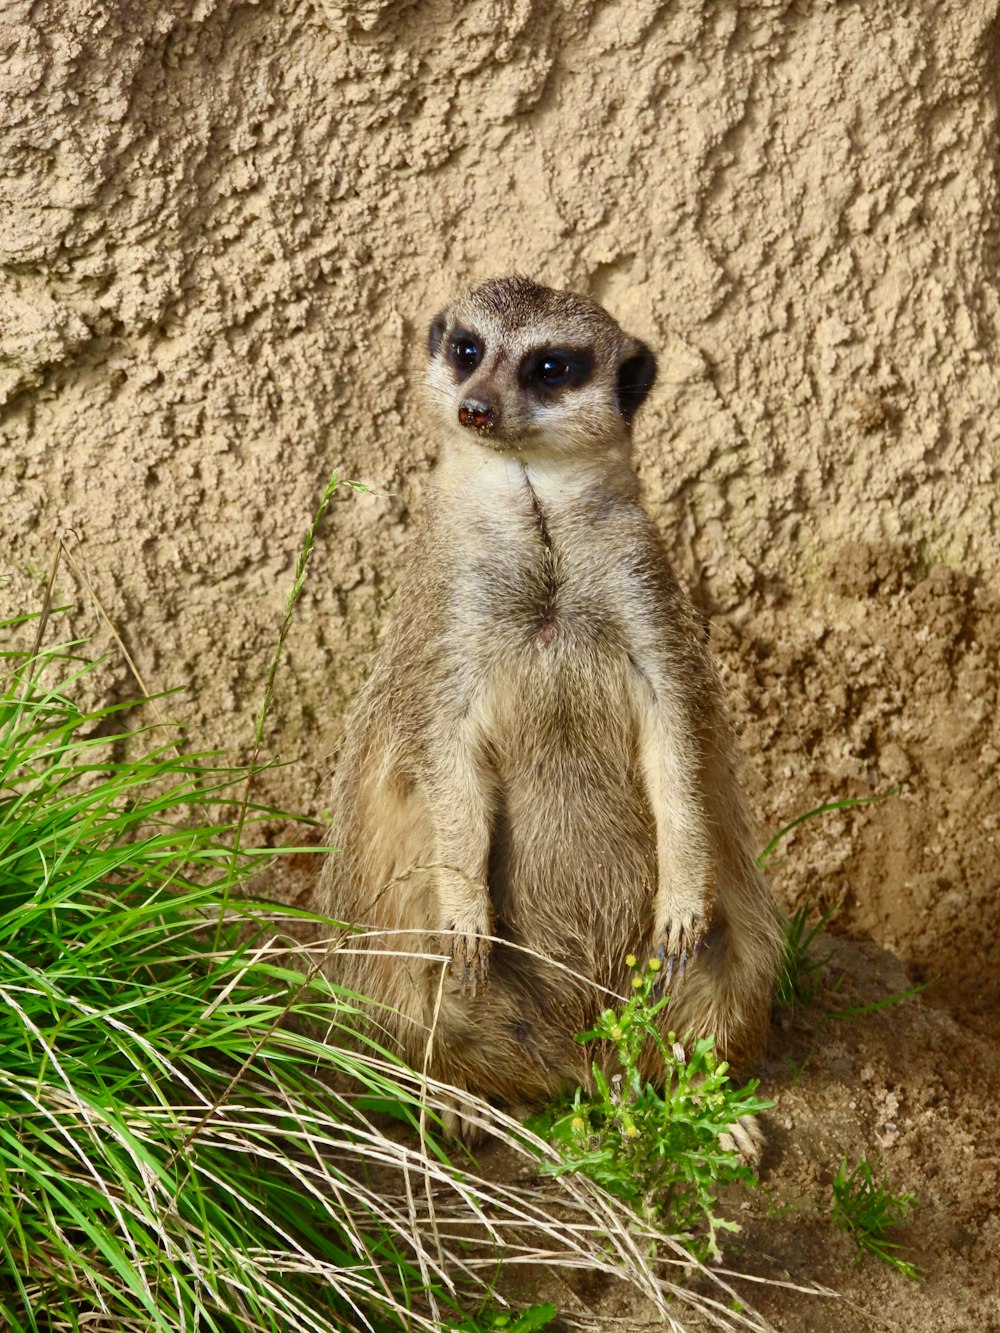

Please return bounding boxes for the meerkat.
[319,275,781,1139]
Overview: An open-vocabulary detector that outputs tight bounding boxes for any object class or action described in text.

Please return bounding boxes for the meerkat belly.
[486,635,656,975]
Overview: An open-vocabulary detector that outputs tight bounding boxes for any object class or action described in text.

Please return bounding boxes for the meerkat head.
[424,276,657,459]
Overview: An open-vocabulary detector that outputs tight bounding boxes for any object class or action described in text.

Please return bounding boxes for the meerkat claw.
[654,915,707,992]
[719,1113,765,1167]
[662,948,675,988]
[448,931,491,997]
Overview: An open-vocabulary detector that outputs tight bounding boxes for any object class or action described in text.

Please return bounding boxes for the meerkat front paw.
[654,910,708,986]
[443,897,493,997]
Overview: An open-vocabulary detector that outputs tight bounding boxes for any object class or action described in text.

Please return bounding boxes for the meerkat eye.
[522,347,594,393]
[538,354,571,384]
[448,332,482,373]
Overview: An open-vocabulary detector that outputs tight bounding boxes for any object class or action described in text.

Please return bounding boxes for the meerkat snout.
[458,398,495,432]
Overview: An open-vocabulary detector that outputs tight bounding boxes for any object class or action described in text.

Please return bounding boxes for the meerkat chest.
[430,467,670,759]
[453,491,647,663]
[469,510,651,764]
[485,540,625,654]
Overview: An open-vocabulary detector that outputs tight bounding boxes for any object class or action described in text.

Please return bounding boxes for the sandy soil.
[715,542,1000,1040]
[732,936,1000,1331]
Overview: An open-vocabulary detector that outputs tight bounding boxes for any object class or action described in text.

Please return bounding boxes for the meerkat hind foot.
[437,1095,489,1150]
[719,1113,765,1168]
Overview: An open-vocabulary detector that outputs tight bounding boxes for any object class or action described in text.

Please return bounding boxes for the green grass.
[0,631,432,1330]
[768,789,917,1014]
[763,797,927,1284]
[832,1158,922,1279]
[757,789,898,871]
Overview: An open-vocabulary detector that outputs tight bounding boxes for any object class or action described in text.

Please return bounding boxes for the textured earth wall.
[2,0,1000,1025]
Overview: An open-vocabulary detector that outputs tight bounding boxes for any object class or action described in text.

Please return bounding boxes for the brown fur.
[318,276,781,1127]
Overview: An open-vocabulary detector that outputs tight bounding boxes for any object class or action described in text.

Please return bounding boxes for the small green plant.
[831,1157,922,1279]
[776,904,925,1020]
[530,959,771,1262]
[757,788,899,870]
[825,985,926,1021]
[780,1045,817,1083]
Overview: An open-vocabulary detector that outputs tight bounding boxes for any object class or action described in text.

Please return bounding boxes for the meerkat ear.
[427,309,448,358]
[616,342,657,424]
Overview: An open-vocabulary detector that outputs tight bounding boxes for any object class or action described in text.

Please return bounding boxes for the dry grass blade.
[24,1041,784,1332]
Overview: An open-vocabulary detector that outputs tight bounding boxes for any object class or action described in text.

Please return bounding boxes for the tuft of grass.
[0,632,423,1330]
[775,905,925,1019]
[529,959,771,1264]
[776,905,835,1008]
[831,1158,922,1279]
[765,790,903,1011]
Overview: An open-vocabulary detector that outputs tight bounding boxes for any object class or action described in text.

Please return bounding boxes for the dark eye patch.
[520,346,594,394]
[447,329,482,379]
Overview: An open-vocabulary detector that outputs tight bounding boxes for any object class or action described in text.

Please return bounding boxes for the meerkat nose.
[458,399,495,432]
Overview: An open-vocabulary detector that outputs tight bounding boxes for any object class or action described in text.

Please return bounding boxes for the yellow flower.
[631,976,643,990]
[625,1124,639,1139]
[648,956,661,972]
[625,953,637,968]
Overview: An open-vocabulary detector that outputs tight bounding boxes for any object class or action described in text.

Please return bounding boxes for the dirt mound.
[748,936,1000,1331]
